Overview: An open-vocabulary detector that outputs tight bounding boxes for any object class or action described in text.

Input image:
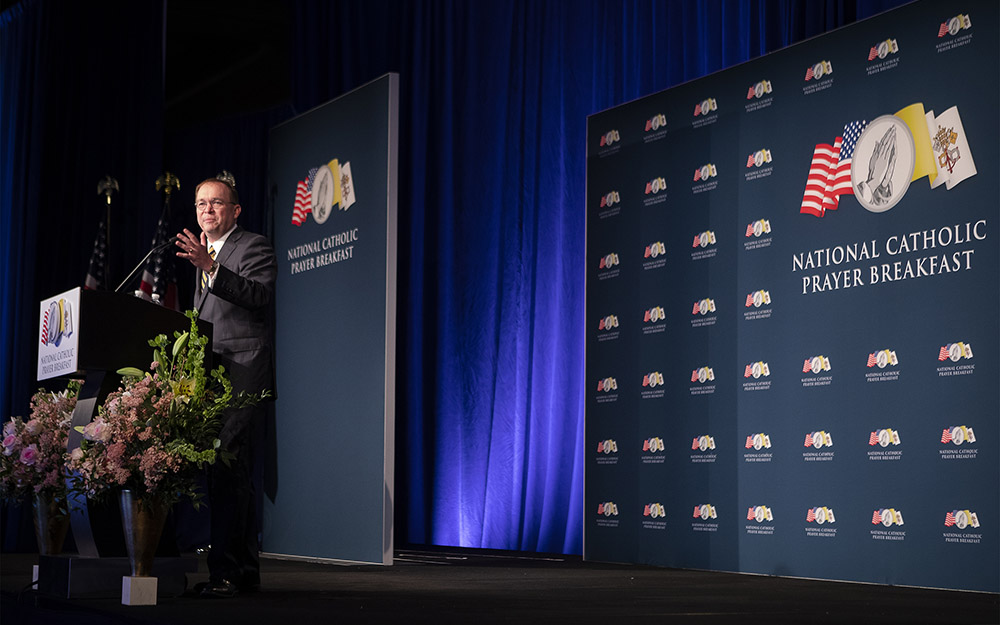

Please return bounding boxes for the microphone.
[114,235,180,294]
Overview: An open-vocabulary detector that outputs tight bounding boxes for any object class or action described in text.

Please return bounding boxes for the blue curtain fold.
[2,0,909,555]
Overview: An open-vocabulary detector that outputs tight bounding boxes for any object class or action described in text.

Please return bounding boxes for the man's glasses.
[195,199,234,212]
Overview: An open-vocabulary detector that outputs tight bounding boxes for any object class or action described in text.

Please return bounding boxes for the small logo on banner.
[642,372,664,388]
[39,298,73,347]
[645,177,667,195]
[745,433,771,450]
[693,504,717,520]
[941,425,976,445]
[692,298,716,316]
[644,503,666,518]
[868,428,901,447]
[645,114,667,132]
[599,191,620,208]
[597,377,618,392]
[597,315,619,331]
[872,508,904,527]
[944,509,979,529]
[292,159,357,226]
[597,502,619,516]
[938,342,973,362]
[691,367,715,384]
[803,356,832,374]
[745,219,771,237]
[693,164,718,181]
[691,435,716,452]
[743,362,770,379]
[693,98,717,117]
[596,439,618,454]
[745,290,771,307]
[643,306,665,323]
[643,437,665,453]
[644,242,666,258]
[692,231,716,249]
[599,130,620,147]
[746,149,773,168]
[804,60,833,81]
[747,506,773,522]
[804,431,833,448]
[938,14,972,37]
[866,349,898,368]
[747,80,772,99]
[806,507,836,524]
[867,38,899,61]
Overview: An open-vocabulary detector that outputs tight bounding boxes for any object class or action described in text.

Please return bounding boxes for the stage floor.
[2,549,997,624]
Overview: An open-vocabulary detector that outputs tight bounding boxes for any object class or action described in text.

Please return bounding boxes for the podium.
[36,287,210,597]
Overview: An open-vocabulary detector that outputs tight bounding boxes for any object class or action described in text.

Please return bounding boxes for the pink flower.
[20,444,38,465]
[70,447,84,462]
[83,418,112,442]
[2,419,15,438]
[2,434,16,453]
[24,419,41,435]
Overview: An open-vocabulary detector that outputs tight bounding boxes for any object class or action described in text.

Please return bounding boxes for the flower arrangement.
[67,310,262,509]
[0,380,81,510]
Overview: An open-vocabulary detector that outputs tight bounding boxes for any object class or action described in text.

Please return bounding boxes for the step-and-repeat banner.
[584,0,997,592]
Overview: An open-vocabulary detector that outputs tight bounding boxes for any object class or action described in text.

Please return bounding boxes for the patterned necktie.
[201,247,217,291]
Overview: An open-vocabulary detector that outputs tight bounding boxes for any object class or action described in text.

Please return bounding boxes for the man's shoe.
[199,578,240,598]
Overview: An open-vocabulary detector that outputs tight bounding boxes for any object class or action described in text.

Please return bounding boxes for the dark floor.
[2,549,998,624]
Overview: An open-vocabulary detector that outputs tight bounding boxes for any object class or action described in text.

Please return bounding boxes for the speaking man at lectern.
[175,173,276,598]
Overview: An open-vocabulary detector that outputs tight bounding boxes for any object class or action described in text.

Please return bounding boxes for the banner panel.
[267,74,398,564]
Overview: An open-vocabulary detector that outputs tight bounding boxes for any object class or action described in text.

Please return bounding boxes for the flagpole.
[97,176,118,287]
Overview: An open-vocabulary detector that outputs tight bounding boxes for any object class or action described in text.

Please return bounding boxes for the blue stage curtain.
[289,0,907,555]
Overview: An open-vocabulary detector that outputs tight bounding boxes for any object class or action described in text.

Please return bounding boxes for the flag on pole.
[84,218,108,290]
[139,198,178,309]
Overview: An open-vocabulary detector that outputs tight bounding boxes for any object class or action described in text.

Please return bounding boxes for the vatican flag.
[894,103,937,185]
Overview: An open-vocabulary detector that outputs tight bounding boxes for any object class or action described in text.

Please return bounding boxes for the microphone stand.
[114,236,178,294]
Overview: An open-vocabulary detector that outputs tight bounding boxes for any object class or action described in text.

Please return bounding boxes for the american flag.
[866,352,877,367]
[868,46,879,61]
[800,120,867,217]
[868,431,878,446]
[597,441,604,453]
[692,438,700,450]
[807,508,816,522]
[84,218,108,290]
[139,199,178,309]
[937,22,949,37]
[746,153,755,167]
[693,506,701,518]
[744,365,753,378]
[745,436,753,449]
[745,293,753,307]
[747,507,756,521]
[872,510,882,525]
[938,345,950,361]
[804,433,814,447]
[692,302,700,315]
[692,235,700,248]
[693,168,702,181]
[597,503,605,515]
[941,428,952,444]
[291,179,311,226]
[804,66,814,81]
[643,504,652,516]
[691,370,699,383]
[944,511,957,526]
[803,359,812,373]
[747,86,755,99]
[693,104,701,116]
[745,223,754,237]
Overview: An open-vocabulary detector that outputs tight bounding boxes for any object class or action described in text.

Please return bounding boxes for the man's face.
[196,181,241,241]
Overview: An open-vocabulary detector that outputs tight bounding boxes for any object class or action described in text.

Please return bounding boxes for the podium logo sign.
[38,287,80,381]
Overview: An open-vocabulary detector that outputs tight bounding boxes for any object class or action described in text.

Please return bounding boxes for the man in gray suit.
[176,175,276,597]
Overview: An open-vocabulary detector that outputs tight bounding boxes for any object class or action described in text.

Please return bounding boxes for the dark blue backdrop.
[1,0,907,555]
